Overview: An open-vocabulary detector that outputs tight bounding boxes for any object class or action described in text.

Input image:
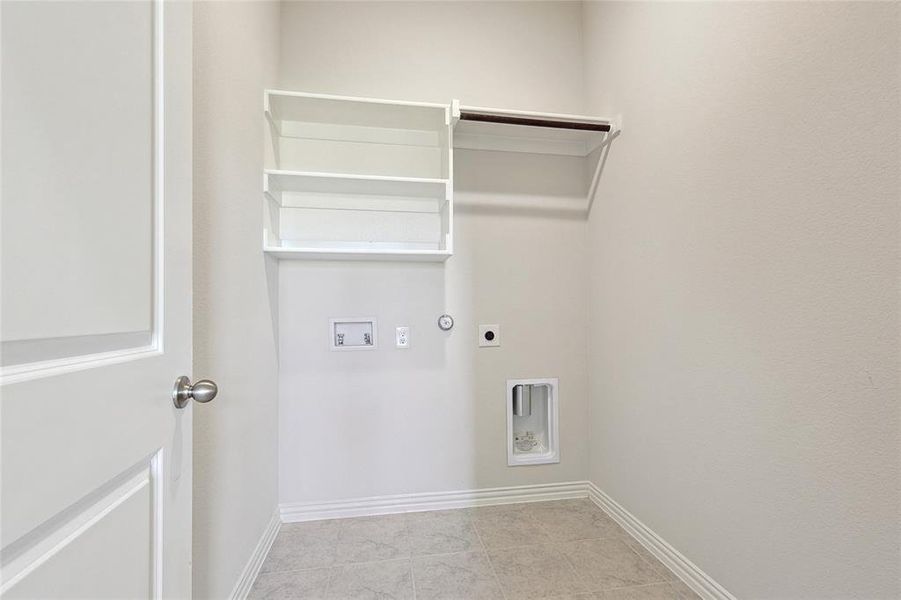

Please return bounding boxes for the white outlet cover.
[478,324,500,347]
[395,326,410,349]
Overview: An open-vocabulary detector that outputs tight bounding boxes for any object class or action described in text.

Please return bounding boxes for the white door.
[1,1,197,598]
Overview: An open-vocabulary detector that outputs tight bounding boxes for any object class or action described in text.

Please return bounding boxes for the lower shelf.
[264,243,452,262]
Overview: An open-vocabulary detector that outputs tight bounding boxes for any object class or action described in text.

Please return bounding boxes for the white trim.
[280,481,588,523]
[151,0,165,357]
[0,346,162,386]
[1,331,153,368]
[586,482,737,600]
[150,449,164,600]
[229,509,281,600]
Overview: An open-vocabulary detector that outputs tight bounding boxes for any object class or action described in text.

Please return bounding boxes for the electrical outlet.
[478,324,500,347]
[395,326,410,348]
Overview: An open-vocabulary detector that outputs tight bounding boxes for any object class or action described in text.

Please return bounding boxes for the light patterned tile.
[562,538,666,591]
[593,582,685,599]
[668,579,701,600]
[407,510,482,556]
[335,514,411,564]
[622,539,678,582]
[250,568,331,599]
[488,543,587,599]
[471,505,553,549]
[325,559,413,600]
[255,505,696,600]
[412,551,504,600]
[261,520,341,573]
[527,500,628,542]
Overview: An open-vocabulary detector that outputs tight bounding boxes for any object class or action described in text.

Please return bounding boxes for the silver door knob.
[172,376,218,409]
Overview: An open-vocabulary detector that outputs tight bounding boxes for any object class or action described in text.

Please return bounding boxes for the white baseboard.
[279,481,588,522]
[586,482,736,600]
[229,508,281,600]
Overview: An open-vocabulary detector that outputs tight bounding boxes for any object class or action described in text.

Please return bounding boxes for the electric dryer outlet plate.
[479,324,500,347]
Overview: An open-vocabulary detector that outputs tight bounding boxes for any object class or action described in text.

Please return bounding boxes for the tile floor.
[251,499,700,600]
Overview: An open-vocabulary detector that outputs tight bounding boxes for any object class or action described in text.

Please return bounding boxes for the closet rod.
[458,111,611,132]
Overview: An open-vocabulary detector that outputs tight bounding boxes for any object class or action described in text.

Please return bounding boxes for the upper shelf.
[452,102,618,157]
[265,90,451,180]
[266,90,449,134]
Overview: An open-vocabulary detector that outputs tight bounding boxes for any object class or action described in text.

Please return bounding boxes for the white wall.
[192,3,281,598]
[582,2,900,598]
[277,1,590,504]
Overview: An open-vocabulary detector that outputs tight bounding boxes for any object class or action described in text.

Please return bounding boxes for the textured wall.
[582,2,900,597]
[277,1,591,504]
[192,2,281,598]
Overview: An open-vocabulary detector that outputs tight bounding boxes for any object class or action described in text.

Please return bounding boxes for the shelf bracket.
[585,124,621,216]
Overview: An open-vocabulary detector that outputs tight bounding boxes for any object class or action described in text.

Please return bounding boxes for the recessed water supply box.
[329,318,377,351]
[506,378,559,466]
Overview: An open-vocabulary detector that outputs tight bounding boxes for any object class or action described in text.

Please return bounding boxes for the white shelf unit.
[263,90,453,261]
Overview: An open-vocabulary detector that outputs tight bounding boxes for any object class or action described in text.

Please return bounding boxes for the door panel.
[2,458,157,599]
[1,0,154,354]
[0,1,193,598]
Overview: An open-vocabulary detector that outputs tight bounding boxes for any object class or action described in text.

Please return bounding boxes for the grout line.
[329,514,346,588]
[471,519,508,600]
[410,548,483,559]
[322,563,337,599]
[605,581,676,591]
[258,565,335,576]
[462,534,622,553]
[525,508,560,542]
[406,515,418,600]
[621,535,679,583]
[331,556,413,569]
[556,542,590,594]
[264,548,500,575]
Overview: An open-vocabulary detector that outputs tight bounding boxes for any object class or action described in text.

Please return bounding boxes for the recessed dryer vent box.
[506,378,559,466]
[330,318,377,351]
